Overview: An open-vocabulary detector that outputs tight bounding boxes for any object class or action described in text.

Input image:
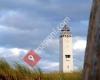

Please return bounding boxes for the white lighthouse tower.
[59,25,73,73]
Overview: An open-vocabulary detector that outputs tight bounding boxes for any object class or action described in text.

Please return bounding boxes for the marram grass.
[0,59,82,80]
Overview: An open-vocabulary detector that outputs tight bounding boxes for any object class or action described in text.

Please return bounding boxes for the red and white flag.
[23,50,41,67]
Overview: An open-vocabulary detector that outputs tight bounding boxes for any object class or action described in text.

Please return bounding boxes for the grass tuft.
[0,59,82,80]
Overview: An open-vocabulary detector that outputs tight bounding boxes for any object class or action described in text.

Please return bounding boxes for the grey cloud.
[0,0,92,21]
[0,0,90,49]
[0,10,53,48]
[0,10,51,30]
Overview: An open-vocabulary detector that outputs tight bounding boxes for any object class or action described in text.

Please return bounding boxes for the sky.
[0,0,92,72]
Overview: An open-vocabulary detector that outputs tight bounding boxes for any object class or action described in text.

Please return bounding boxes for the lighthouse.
[59,25,73,73]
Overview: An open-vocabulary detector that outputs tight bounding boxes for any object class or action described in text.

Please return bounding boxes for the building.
[59,25,73,73]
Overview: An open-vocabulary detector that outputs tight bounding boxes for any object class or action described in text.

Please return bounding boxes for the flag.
[23,50,41,67]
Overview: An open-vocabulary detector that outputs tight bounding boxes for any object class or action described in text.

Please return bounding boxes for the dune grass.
[0,59,82,80]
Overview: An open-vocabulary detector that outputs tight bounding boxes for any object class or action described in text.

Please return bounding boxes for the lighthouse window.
[65,55,71,58]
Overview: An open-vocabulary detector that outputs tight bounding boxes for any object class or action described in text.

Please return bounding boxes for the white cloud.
[73,36,86,51]
[38,60,59,71]
[0,36,87,72]
[73,40,86,51]
[0,47,59,71]
[72,36,86,69]
[0,36,86,71]
[0,47,28,58]
[10,48,27,57]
